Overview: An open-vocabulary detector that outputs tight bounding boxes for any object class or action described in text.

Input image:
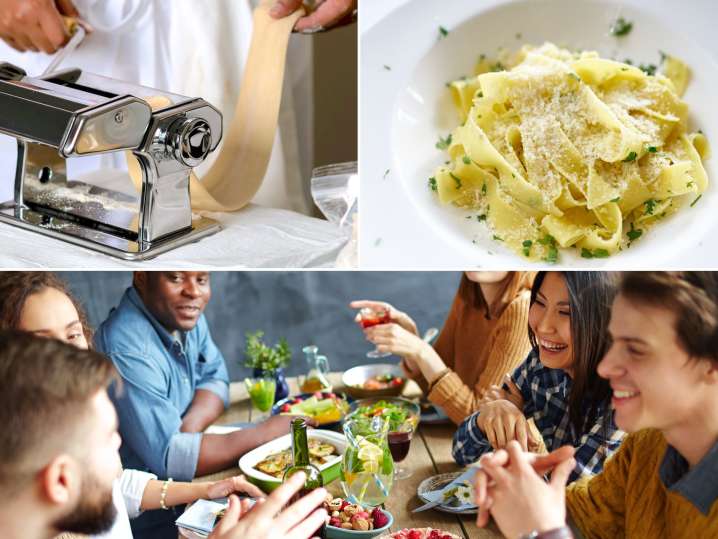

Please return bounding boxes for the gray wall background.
[58,272,461,381]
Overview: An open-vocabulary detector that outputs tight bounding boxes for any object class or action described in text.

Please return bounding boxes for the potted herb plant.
[243,331,291,402]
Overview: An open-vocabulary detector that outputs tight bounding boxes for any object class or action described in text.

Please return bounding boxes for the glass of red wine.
[388,414,418,480]
[359,307,392,358]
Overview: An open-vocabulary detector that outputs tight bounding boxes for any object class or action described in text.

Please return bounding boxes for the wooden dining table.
[194,372,503,539]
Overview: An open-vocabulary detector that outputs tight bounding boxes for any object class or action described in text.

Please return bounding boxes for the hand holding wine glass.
[357,307,392,358]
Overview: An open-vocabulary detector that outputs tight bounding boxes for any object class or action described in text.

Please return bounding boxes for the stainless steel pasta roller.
[0,62,223,260]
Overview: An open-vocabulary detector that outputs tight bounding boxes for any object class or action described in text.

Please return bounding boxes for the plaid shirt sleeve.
[569,408,625,482]
[505,351,538,417]
[453,351,538,467]
[452,410,492,466]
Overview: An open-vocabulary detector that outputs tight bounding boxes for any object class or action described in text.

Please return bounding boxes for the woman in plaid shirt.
[452,271,625,481]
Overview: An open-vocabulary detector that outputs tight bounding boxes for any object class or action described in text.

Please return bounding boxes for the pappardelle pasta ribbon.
[433,43,710,261]
[129,0,303,212]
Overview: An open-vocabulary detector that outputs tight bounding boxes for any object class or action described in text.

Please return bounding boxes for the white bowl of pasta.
[361,0,718,267]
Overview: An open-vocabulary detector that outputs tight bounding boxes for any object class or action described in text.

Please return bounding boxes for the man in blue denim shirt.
[95,272,297,539]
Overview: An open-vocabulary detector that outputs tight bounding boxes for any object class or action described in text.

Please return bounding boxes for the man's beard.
[53,469,117,535]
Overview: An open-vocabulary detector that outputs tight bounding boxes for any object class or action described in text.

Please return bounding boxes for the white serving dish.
[238,429,347,491]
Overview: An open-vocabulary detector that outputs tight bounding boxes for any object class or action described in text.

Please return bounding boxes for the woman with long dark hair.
[452,271,624,481]
[351,271,535,424]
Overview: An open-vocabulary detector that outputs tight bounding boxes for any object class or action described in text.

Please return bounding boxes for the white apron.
[0,0,311,213]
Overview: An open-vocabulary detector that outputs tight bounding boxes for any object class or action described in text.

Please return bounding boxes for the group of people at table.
[0,270,716,539]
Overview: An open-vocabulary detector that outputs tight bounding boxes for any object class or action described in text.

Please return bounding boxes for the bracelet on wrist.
[160,478,174,510]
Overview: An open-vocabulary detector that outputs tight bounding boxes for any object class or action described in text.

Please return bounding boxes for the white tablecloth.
[0,204,348,268]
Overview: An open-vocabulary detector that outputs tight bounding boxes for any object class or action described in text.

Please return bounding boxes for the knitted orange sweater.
[567,429,718,538]
[426,285,532,424]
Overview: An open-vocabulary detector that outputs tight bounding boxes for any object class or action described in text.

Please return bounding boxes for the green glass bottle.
[283,418,326,538]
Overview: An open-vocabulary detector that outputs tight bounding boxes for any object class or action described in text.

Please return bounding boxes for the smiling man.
[95,272,297,539]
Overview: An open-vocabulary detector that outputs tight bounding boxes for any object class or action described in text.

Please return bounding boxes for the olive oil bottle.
[283,418,326,538]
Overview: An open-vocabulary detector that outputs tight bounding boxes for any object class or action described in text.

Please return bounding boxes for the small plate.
[271,391,352,430]
[417,472,478,515]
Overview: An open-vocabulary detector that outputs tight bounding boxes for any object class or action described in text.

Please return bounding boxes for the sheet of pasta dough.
[130,0,303,212]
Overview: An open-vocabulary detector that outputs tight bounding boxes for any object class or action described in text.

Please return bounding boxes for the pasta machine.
[0,62,223,260]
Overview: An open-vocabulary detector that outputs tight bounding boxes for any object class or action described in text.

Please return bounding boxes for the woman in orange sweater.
[351,271,535,424]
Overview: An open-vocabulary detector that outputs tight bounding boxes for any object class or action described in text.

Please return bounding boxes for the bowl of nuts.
[323,495,394,539]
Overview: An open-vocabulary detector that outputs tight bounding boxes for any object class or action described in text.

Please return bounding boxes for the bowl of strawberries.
[323,496,393,539]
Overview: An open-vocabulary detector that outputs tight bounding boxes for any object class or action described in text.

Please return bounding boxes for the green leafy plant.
[243,331,291,374]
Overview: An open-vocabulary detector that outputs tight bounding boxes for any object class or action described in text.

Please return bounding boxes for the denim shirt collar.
[660,437,718,515]
[125,287,186,353]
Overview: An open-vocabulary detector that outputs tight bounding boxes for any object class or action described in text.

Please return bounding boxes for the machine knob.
[169,117,212,167]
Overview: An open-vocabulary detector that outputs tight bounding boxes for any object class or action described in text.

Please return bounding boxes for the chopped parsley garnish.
[545,244,558,264]
[450,172,462,189]
[522,239,532,257]
[581,248,610,258]
[481,183,487,196]
[610,196,621,203]
[428,177,438,192]
[537,234,556,246]
[611,17,633,37]
[383,65,392,71]
[383,169,390,180]
[439,26,449,38]
[627,223,643,241]
[536,234,558,263]
[489,62,505,72]
[623,151,638,162]
[568,72,581,82]
[690,194,702,207]
[647,146,658,153]
[639,63,657,76]
[462,155,472,165]
[477,91,484,98]
[478,54,486,61]
[477,214,487,221]
[436,133,452,150]
[687,181,695,188]
[644,199,657,215]
[493,234,504,241]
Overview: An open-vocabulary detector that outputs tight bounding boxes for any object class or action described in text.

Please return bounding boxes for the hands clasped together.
[474,442,576,538]
[209,471,328,539]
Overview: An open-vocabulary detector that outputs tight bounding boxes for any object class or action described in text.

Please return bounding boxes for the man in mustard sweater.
[472,272,718,539]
